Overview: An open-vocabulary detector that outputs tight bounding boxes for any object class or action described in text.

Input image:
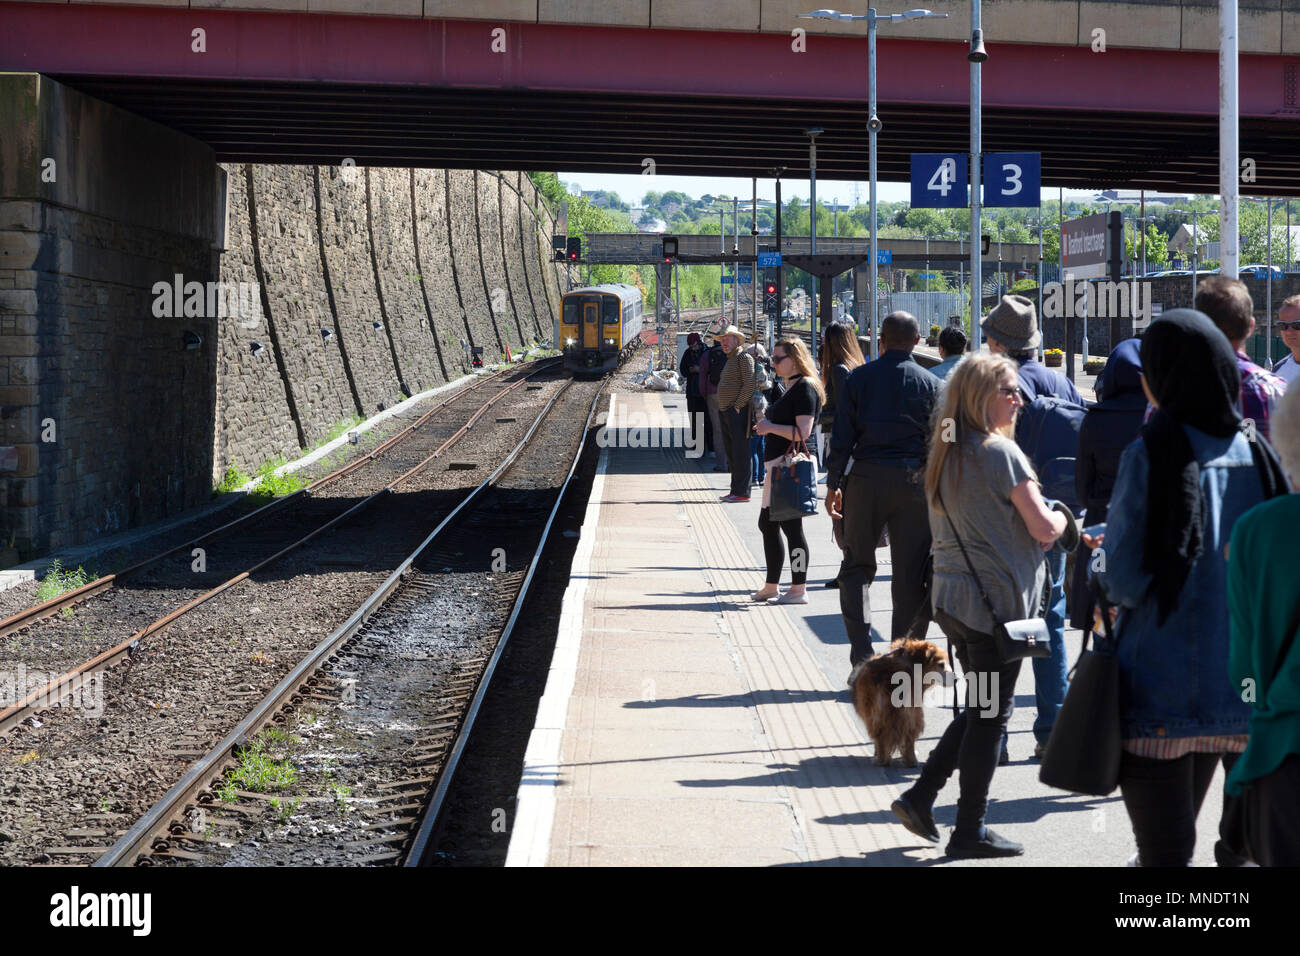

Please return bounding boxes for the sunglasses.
[997,386,1022,399]
[772,353,789,362]
[1278,322,1300,331]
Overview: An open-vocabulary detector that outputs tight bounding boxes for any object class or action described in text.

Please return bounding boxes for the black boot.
[946,827,1024,859]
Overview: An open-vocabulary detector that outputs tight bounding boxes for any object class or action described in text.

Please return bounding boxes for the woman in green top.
[1225,385,1300,866]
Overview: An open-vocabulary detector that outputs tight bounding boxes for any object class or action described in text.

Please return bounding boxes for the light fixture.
[182,330,203,350]
[249,341,265,356]
[372,320,383,331]
[320,328,333,341]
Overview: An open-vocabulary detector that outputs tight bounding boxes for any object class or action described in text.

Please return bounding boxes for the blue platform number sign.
[911,153,969,208]
[982,152,1040,208]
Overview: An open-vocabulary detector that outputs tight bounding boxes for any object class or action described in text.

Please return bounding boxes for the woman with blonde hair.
[891,352,1067,859]
[752,338,826,605]
[818,322,866,589]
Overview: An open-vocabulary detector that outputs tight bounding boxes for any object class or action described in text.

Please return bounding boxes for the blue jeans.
[1030,549,1069,746]
[750,435,764,484]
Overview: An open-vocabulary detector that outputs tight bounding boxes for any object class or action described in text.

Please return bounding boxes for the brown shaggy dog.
[851,639,949,767]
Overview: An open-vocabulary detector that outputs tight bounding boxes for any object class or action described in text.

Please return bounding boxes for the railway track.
[0,359,560,740]
[91,374,607,867]
[0,359,579,864]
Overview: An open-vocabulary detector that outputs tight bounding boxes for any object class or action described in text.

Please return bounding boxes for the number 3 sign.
[982,152,1041,208]
[910,153,969,208]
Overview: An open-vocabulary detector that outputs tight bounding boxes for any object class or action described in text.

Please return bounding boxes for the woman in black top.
[752,338,825,605]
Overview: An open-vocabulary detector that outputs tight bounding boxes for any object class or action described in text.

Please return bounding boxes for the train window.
[603,297,620,324]
[563,298,578,324]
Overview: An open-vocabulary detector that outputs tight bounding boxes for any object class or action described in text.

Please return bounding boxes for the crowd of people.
[684,275,1300,865]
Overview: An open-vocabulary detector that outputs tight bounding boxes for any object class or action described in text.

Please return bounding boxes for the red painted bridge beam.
[0,1,1294,117]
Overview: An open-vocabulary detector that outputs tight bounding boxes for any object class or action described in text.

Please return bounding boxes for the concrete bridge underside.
[4,2,1300,193]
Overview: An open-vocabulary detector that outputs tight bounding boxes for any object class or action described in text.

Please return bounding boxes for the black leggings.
[757,507,809,586]
[1119,750,1221,866]
[909,609,1021,838]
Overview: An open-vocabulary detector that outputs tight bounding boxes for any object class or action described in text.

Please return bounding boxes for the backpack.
[706,345,726,387]
[1014,373,1088,515]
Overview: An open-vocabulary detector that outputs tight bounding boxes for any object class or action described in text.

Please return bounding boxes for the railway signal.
[566,236,582,261]
[763,271,779,315]
[552,235,566,261]
[662,236,678,262]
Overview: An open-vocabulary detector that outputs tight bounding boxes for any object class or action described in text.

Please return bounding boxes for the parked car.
[1239,263,1283,278]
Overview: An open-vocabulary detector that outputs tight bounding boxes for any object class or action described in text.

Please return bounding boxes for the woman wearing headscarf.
[1069,338,1146,631]
[1092,310,1289,867]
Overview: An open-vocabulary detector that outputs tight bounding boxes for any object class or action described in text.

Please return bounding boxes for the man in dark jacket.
[826,312,940,668]
[1069,337,1145,630]
[982,294,1081,759]
[679,333,707,458]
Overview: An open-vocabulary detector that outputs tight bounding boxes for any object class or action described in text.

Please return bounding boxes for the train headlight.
[603,338,615,346]
[564,337,576,346]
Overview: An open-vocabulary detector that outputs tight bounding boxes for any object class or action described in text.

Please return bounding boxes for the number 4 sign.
[910,153,969,208]
[982,152,1041,208]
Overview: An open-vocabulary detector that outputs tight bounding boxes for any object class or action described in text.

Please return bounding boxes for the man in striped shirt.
[1195,277,1289,442]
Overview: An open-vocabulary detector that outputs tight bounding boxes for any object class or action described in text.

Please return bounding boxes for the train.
[557,283,644,374]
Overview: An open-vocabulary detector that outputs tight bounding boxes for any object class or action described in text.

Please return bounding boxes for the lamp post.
[805,127,823,360]
[1026,216,1046,360]
[798,7,949,359]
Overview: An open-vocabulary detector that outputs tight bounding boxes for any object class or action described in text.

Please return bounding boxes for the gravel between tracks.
[0,372,572,866]
[0,369,564,705]
[151,378,604,866]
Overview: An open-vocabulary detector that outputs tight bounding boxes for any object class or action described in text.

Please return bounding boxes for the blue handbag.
[768,434,818,522]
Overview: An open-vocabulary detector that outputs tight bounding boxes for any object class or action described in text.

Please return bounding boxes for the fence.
[880,291,966,331]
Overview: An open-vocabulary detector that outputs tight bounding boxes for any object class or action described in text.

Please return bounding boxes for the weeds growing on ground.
[214,465,252,495]
[35,560,96,604]
[216,733,299,802]
[269,796,302,823]
[250,458,308,498]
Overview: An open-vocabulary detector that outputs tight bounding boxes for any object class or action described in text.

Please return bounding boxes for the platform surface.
[507,390,1225,867]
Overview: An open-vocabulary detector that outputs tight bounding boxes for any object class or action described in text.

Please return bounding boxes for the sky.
[557,172,1136,210]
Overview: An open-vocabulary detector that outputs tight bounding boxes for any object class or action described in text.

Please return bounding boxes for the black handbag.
[936,490,1051,662]
[1038,589,1122,796]
[768,433,818,522]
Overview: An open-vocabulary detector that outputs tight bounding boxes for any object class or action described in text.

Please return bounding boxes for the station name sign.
[1061,213,1108,268]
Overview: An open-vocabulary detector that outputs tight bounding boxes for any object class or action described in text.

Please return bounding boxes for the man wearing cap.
[982,294,1081,760]
[715,326,757,502]
[826,312,940,669]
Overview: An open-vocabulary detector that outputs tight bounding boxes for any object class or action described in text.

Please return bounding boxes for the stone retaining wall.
[213,162,562,481]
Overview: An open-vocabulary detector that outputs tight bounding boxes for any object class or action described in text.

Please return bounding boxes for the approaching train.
[557,284,644,374]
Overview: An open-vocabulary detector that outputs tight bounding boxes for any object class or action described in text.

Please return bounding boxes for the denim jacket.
[1093,425,1264,739]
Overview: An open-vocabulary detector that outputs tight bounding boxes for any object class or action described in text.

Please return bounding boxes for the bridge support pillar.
[0,73,223,563]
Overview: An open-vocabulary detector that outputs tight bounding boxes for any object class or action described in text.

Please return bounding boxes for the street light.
[805,127,823,360]
[799,7,949,359]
